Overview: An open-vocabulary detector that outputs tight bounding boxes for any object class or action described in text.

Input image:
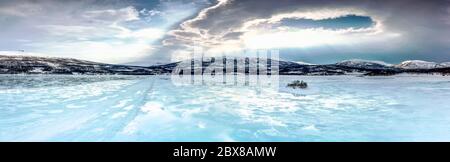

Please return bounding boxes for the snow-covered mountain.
[1,55,449,76]
[0,55,158,75]
[336,59,393,70]
[437,62,450,68]
[295,61,316,65]
[395,60,439,69]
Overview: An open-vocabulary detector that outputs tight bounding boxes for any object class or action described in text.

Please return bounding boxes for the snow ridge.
[336,59,393,70]
[396,60,438,69]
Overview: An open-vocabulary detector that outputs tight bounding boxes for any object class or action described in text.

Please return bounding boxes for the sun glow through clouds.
[244,29,345,49]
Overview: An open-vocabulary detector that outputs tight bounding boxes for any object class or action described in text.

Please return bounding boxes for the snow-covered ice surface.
[1,74,450,141]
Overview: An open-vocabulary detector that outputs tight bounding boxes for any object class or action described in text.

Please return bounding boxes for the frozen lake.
[1,74,450,141]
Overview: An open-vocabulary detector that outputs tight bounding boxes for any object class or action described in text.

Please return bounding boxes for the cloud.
[83,6,140,23]
[36,25,104,39]
[116,28,164,40]
[157,0,450,63]
[27,41,156,64]
[161,1,368,57]
[140,8,163,17]
[22,6,163,63]
[0,51,48,57]
[32,20,164,63]
[2,0,450,64]
[0,0,209,64]
[447,7,450,25]
[0,1,42,17]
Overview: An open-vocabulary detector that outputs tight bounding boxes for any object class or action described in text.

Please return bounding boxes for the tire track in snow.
[50,77,156,141]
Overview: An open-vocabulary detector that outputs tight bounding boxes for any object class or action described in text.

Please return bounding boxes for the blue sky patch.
[278,15,375,30]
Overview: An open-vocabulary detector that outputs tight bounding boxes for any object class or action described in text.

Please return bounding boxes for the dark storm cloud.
[151,0,450,64]
[182,0,448,38]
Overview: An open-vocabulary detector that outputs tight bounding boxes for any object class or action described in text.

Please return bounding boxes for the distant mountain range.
[1,55,450,76]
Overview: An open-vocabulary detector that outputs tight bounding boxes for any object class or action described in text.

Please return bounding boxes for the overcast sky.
[1,0,449,65]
